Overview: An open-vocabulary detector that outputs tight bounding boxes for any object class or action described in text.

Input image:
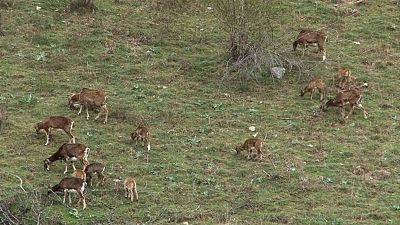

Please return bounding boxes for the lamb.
[48,177,87,210]
[300,79,326,101]
[68,88,109,124]
[293,29,327,61]
[44,143,90,174]
[35,116,75,146]
[84,162,105,187]
[338,67,352,89]
[131,126,150,151]
[124,176,138,202]
[235,138,263,160]
[319,88,368,120]
[72,167,86,181]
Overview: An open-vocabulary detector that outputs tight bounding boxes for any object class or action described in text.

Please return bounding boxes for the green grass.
[1,0,400,224]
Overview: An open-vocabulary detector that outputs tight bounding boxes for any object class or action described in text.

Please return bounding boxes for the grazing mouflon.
[338,67,352,89]
[236,138,264,160]
[320,88,368,120]
[300,79,326,101]
[68,88,109,124]
[84,162,105,187]
[124,176,138,202]
[72,167,86,181]
[35,116,75,146]
[44,143,90,174]
[131,126,150,151]
[293,29,327,61]
[48,177,87,209]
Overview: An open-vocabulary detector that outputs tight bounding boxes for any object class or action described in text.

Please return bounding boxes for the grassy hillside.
[1,0,399,224]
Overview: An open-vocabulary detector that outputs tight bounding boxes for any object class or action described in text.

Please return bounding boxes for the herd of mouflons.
[38,29,368,210]
[41,88,143,209]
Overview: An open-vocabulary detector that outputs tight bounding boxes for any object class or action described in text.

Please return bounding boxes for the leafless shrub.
[213,0,307,82]
[0,104,7,131]
[0,11,5,36]
[69,0,97,13]
[143,0,194,12]
[141,0,203,40]
[0,201,19,225]
[0,0,14,9]
[0,190,51,225]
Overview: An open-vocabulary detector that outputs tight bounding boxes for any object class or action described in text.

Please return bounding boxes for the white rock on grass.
[249,126,256,132]
[270,67,286,79]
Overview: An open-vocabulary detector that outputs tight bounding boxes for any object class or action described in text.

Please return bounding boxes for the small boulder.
[270,67,286,79]
[248,126,256,132]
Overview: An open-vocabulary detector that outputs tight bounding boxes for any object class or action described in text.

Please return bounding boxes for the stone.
[270,67,286,79]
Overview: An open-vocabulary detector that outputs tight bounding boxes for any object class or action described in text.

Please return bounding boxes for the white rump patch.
[67,189,78,193]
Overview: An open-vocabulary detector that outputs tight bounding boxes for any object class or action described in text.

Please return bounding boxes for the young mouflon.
[131,126,150,151]
[300,79,326,101]
[124,176,138,202]
[236,138,264,160]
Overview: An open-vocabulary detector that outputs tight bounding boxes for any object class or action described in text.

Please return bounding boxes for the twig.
[267,153,277,169]
[0,203,19,225]
[12,174,27,194]
[145,207,167,224]
[36,211,42,225]
[262,170,272,178]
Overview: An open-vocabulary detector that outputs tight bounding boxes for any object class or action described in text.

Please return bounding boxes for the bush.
[0,190,54,224]
[213,0,306,82]
[0,0,14,9]
[0,11,4,36]
[69,0,97,13]
[143,0,193,12]
[0,104,6,131]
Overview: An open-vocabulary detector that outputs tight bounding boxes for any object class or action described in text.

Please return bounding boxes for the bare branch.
[11,174,27,194]
[214,0,314,83]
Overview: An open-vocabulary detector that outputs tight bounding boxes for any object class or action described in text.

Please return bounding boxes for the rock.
[248,126,256,132]
[270,67,286,79]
